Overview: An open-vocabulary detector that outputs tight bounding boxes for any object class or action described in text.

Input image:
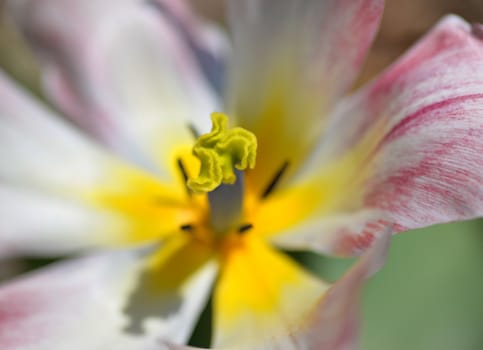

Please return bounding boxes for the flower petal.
[0,241,216,349]
[212,236,330,348]
[0,70,186,257]
[150,0,229,94]
[290,231,390,350]
[0,185,120,258]
[0,70,122,256]
[165,232,390,350]
[7,0,220,178]
[356,16,483,232]
[265,15,483,256]
[225,0,384,195]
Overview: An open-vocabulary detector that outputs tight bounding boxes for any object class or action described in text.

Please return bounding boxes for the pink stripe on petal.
[380,94,483,144]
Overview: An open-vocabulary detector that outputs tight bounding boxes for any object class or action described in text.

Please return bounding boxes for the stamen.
[238,223,253,234]
[261,161,289,198]
[187,112,257,193]
[176,158,192,195]
[180,224,194,232]
[188,123,200,139]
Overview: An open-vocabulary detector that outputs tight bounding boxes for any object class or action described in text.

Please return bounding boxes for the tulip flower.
[0,0,482,349]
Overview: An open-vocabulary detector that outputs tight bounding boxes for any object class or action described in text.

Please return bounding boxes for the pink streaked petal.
[279,15,483,256]
[273,209,390,257]
[0,247,216,350]
[341,15,483,231]
[163,233,390,350]
[226,0,383,195]
[7,0,219,178]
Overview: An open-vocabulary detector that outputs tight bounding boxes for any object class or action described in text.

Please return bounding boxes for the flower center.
[187,112,257,235]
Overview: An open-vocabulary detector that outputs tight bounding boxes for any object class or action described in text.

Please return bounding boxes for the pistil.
[187,112,257,234]
[208,169,244,234]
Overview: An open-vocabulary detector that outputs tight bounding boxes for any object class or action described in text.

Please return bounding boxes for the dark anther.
[180,224,194,232]
[177,158,189,182]
[238,223,253,234]
[261,161,290,199]
[177,158,192,195]
[188,124,200,139]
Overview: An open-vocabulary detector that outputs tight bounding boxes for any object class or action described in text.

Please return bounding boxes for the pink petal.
[0,246,216,349]
[276,15,483,256]
[226,0,384,195]
[334,15,483,231]
[7,0,220,178]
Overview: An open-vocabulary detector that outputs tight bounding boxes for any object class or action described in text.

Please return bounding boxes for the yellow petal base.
[213,235,329,347]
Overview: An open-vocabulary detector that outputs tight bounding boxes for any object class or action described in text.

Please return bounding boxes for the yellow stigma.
[188,112,257,193]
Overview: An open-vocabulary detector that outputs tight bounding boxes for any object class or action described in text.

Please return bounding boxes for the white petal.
[0,70,186,257]
[151,0,229,94]
[7,0,220,178]
[0,69,142,256]
[0,186,125,258]
[0,246,216,350]
[0,69,111,192]
[225,0,384,195]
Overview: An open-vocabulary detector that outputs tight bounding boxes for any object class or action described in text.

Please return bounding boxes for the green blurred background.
[1,0,482,349]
